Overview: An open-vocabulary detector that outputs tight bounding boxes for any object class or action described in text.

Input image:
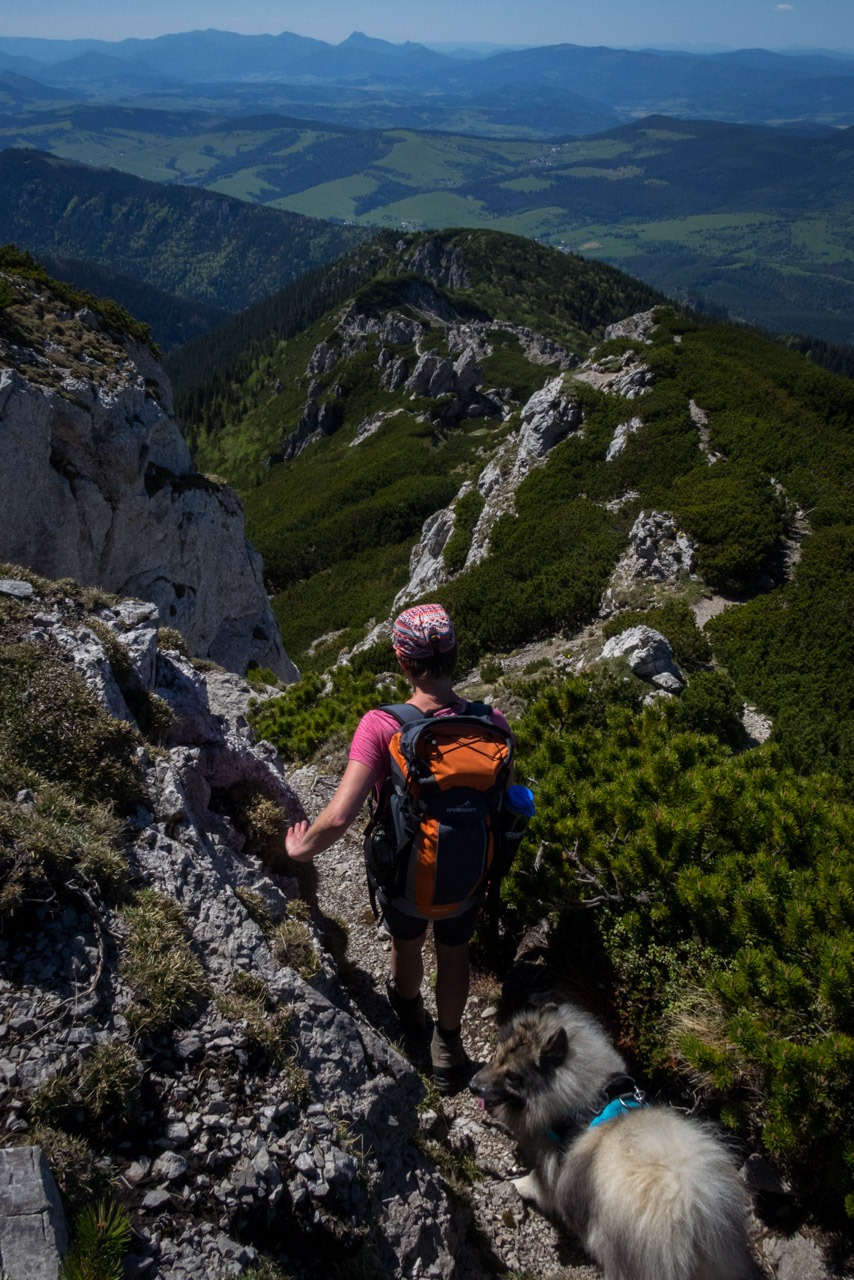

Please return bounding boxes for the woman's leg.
[434,940,470,1031]
[390,931,426,999]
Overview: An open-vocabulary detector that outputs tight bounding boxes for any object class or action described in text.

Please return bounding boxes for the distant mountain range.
[1,30,853,134]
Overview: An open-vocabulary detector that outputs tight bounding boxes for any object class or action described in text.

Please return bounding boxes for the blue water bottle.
[497,784,536,874]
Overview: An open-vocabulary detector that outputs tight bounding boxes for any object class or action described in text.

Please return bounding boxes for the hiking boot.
[431,1025,475,1095]
[385,977,431,1039]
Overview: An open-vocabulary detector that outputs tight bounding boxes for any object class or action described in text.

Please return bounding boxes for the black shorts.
[379,896,481,947]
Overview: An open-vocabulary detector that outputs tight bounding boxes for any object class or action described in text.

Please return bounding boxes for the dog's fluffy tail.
[562,1108,751,1280]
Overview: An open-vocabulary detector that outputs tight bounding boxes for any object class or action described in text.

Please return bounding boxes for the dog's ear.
[540,1025,568,1069]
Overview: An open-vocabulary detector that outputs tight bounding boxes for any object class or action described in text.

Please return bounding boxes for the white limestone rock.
[517,376,582,467]
[0,338,296,682]
[606,415,643,461]
[0,1147,68,1280]
[392,482,473,611]
[50,623,132,724]
[600,510,696,616]
[604,309,658,343]
[601,625,685,690]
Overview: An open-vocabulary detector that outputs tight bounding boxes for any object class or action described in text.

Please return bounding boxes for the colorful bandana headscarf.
[392,604,456,659]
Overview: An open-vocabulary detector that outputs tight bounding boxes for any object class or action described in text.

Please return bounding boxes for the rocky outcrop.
[601,625,686,692]
[604,309,658,343]
[0,281,295,681]
[0,584,482,1280]
[404,238,470,291]
[0,1148,67,1280]
[281,396,340,462]
[606,415,643,460]
[462,378,583,569]
[392,482,473,611]
[516,376,582,467]
[600,510,696,616]
[403,345,484,402]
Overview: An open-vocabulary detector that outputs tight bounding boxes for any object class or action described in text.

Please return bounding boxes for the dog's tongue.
[476,1097,486,1111]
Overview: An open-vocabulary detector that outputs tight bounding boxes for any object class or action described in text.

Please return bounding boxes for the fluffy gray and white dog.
[470,1003,752,1280]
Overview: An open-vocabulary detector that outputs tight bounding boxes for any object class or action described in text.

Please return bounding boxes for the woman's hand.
[285,819,312,861]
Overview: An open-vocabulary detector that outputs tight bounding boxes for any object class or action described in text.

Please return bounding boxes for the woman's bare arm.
[285,759,379,863]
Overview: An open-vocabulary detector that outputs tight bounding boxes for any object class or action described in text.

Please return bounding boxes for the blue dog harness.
[588,1093,646,1128]
[545,1074,648,1145]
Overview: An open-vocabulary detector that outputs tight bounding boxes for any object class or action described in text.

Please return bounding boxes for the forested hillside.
[0,148,366,312]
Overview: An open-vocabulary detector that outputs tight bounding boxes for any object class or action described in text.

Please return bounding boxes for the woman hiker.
[285,603,514,1093]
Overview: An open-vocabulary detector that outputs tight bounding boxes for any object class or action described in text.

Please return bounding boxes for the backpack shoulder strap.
[378,702,430,726]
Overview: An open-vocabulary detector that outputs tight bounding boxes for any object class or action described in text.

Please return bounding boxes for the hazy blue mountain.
[38,52,180,89]
[2,32,854,130]
[0,71,82,108]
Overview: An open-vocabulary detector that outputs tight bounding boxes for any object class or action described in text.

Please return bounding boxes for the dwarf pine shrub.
[508,671,854,1217]
[60,1199,132,1280]
[249,667,408,763]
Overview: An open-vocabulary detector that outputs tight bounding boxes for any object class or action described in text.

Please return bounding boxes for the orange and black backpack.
[363,701,514,920]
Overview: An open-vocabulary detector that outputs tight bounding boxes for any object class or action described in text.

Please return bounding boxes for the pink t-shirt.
[350,700,514,791]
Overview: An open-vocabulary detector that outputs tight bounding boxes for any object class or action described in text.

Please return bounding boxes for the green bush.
[665,462,784,590]
[249,666,409,763]
[507,672,854,1215]
[443,488,485,574]
[707,525,854,782]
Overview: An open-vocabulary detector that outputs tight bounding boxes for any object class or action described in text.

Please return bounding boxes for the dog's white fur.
[471,1003,752,1280]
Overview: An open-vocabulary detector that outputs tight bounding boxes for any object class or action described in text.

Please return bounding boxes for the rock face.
[0,281,295,681]
[606,415,643,461]
[0,583,481,1280]
[600,510,696,616]
[392,483,472,611]
[0,1148,67,1280]
[404,237,470,290]
[462,377,583,570]
[516,376,582,467]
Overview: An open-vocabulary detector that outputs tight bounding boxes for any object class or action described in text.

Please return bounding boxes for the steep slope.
[173,229,854,783]
[0,148,367,313]
[37,252,228,351]
[0,248,295,680]
[0,572,490,1279]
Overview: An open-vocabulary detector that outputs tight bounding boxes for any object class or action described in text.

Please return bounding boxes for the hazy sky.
[2,0,853,51]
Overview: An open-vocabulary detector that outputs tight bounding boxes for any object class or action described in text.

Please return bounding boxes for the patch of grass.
[0,642,143,814]
[26,1126,115,1222]
[121,891,208,1036]
[156,627,190,658]
[271,917,319,980]
[30,1044,142,1138]
[234,886,277,934]
[216,973,307,1097]
[0,777,128,918]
